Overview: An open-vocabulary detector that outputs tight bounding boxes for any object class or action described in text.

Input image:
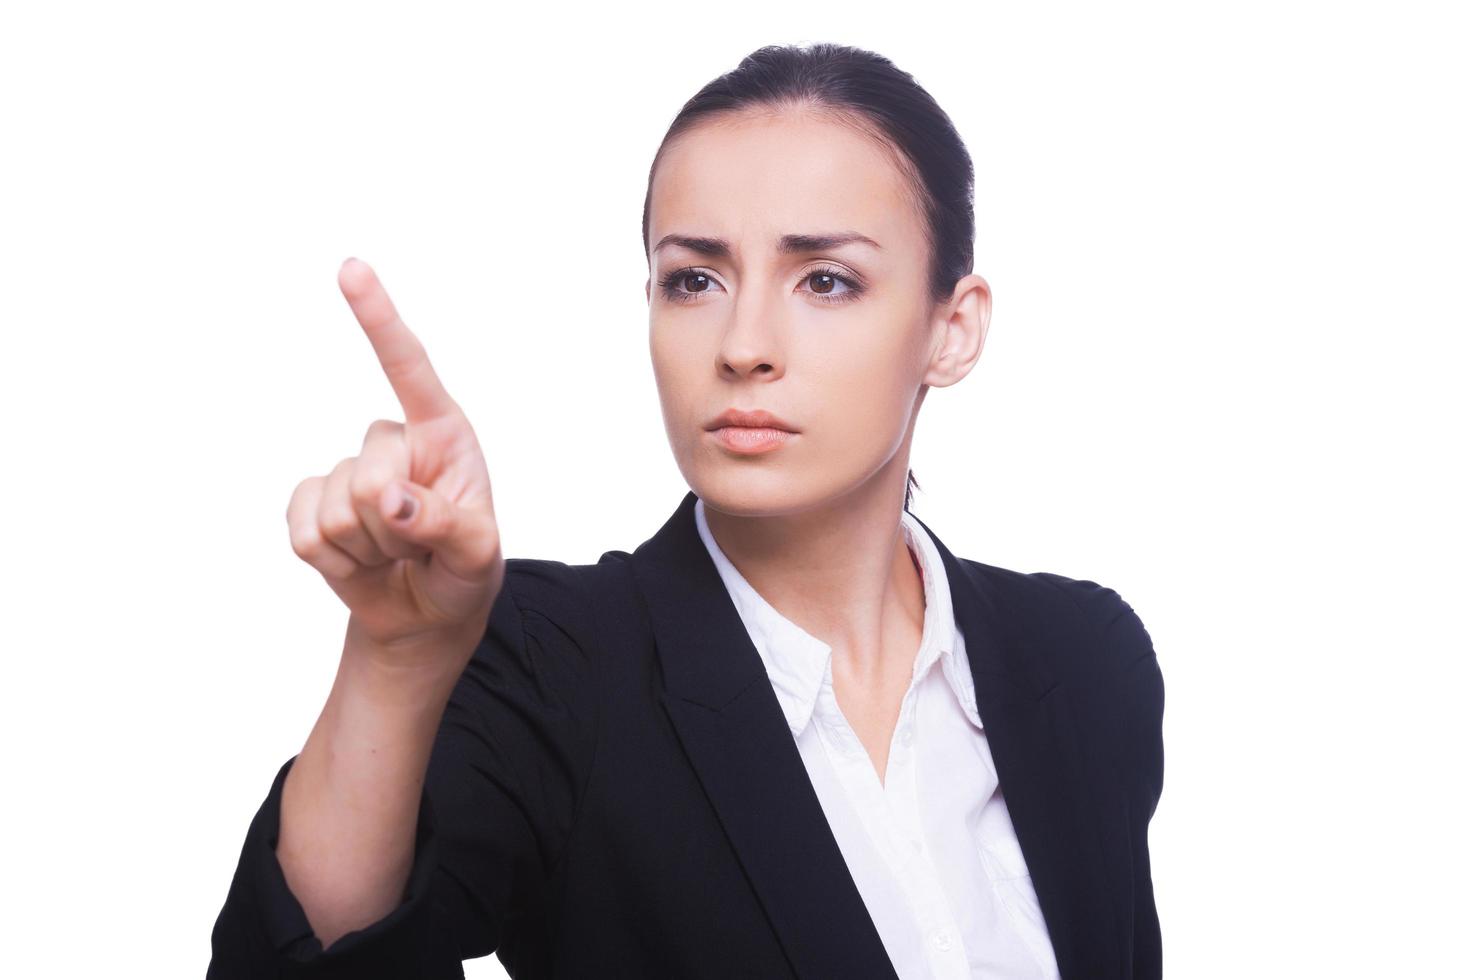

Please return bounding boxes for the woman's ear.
[925,273,991,388]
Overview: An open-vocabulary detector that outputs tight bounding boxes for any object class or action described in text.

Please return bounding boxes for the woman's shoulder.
[497,549,642,637]
[957,556,1160,681]
[960,558,1164,794]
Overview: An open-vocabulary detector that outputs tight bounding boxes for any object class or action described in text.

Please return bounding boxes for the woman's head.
[642,43,990,518]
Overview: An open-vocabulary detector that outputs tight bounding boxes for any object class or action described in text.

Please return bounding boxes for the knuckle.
[286,476,322,522]
[363,417,404,448]
[349,464,394,506]
[289,524,321,561]
[367,417,401,436]
[317,502,358,541]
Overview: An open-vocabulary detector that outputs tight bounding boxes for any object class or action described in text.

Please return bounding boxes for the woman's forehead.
[648,113,922,257]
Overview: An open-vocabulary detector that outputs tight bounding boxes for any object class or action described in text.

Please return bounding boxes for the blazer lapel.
[627,491,1125,978]
[629,490,900,980]
[907,509,1126,979]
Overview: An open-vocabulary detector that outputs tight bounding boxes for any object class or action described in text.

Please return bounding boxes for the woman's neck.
[701,486,927,679]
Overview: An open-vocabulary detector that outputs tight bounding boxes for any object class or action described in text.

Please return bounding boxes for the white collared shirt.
[694,498,1061,980]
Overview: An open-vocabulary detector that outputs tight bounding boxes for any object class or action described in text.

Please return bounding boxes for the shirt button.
[898,727,913,746]
[932,930,953,952]
[910,837,922,852]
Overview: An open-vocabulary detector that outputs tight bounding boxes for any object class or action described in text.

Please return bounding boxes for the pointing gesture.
[340,258,459,426]
[286,258,504,661]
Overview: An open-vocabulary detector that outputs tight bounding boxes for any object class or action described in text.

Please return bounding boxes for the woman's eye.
[799,269,862,303]
[657,270,726,304]
[656,266,863,305]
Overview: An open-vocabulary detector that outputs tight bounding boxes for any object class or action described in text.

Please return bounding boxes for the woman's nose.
[717,285,786,379]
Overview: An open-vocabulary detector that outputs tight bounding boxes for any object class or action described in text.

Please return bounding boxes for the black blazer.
[207,490,1165,979]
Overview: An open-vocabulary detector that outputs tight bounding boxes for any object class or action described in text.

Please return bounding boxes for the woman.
[207,43,1164,980]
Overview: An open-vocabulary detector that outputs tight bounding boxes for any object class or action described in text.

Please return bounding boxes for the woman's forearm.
[275,623,475,951]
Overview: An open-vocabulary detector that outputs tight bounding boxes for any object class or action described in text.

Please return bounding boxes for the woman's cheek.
[817,386,904,476]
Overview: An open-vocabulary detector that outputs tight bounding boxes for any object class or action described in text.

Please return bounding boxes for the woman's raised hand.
[286,258,504,665]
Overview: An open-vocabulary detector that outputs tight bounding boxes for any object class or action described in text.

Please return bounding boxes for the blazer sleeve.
[1085,582,1165,980]
[205,561,601,979]
[1049,576,1165,980]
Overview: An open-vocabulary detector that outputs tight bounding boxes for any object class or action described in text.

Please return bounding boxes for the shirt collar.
[693,497,982,737]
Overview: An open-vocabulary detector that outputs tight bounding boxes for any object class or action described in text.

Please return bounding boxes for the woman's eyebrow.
[652,232,882,258]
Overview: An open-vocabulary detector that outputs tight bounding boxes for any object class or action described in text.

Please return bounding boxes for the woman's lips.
[709,426,794,454]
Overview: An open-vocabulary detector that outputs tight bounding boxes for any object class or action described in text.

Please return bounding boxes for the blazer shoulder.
[961,559,1164,812]
[500,549,641,635]
[958,557,1160,679]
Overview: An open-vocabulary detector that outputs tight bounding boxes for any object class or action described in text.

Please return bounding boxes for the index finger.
[337,257,458,424]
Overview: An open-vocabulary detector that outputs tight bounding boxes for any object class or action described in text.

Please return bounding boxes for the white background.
[2,1,1464,976]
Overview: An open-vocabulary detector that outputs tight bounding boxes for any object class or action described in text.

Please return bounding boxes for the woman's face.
[646,107,987,517]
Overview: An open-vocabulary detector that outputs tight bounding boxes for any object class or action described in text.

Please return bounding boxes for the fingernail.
[393,488,418,522]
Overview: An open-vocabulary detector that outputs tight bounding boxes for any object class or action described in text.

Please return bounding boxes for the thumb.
[380,480,498,581]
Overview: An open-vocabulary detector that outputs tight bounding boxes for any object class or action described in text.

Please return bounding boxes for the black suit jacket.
[207,490,1165,979]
